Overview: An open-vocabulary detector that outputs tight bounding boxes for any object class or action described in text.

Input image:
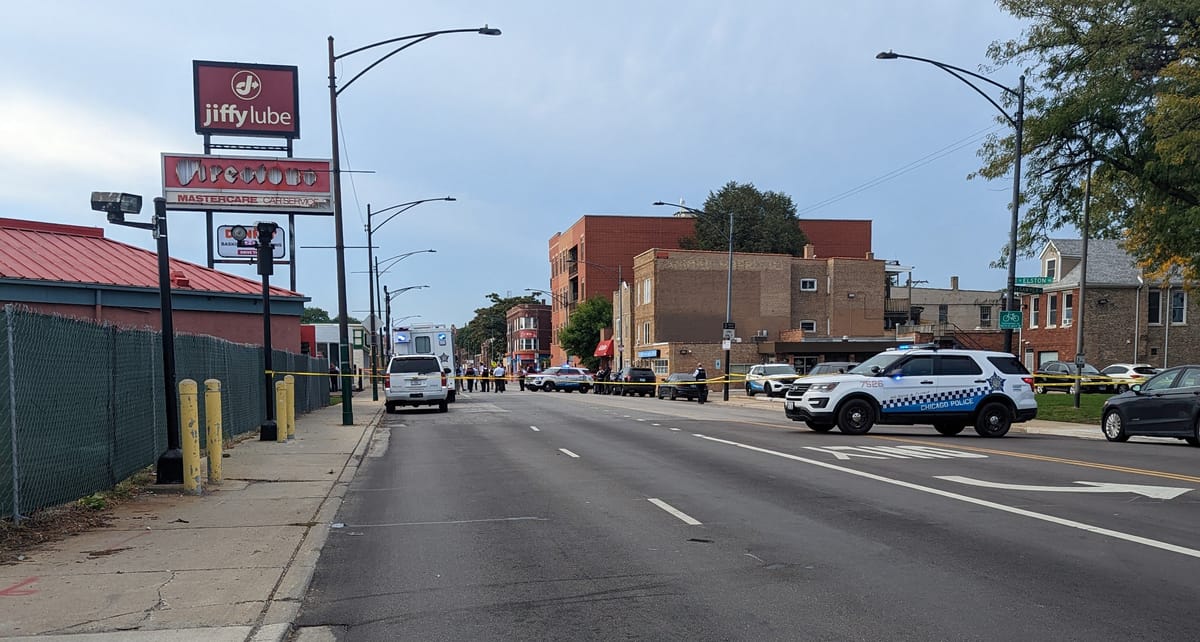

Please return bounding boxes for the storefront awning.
[593,339,614,357]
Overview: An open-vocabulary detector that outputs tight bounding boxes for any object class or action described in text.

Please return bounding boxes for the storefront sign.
[163,153,333,214]
[215,225,285,259]
[637,349,660,358]
[193,60,300,138]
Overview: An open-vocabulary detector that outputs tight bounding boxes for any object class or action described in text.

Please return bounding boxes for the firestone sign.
[193,60,300,138]
[162,153,333,214]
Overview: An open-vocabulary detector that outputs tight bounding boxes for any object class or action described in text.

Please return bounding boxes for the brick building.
[617,247,898,375]
[505,302,551,371]
[547,213,872,364]
[1019,238,1200,370]
[0,218,306,349]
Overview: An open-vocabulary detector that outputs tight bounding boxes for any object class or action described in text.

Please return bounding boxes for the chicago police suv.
[784,345,1037,437]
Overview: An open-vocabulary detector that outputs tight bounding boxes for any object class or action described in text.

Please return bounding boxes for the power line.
[795,125,1001,216]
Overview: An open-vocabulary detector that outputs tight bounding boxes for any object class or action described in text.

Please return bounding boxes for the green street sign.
[1015,276,1053,284]
[1014,285,1043,294]
[999,310,1023,330]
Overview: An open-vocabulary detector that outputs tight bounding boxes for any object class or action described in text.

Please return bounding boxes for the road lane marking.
[936,476,1192,499]
[804,445,989,460]
[652,423,662,426]
[648,498,702,525]
[637,418,646,422]
[670,428,681,432]
[530,425,540,431]
[337,516,547,528]
[875,436,1200,484]
[693,433,1200,560]
[559,448,580,458]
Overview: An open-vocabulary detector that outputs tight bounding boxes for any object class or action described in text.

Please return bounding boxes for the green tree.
[978,1,1200,280]
[557,296,612,371]
[301,306,331,324]
[680,181,808,256]
[457,292,542,361]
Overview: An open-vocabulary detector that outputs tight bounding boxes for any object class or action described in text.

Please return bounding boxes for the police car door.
[934,354,987,413]
[878,354,936,417]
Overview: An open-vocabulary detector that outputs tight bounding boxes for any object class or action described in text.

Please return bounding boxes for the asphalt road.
[296,388,1200,641]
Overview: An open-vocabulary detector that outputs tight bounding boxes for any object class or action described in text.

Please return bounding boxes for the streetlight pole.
[365,198,450,400]
[328,26,500,425]
[653,201,734,401]
[876,51,1025,354]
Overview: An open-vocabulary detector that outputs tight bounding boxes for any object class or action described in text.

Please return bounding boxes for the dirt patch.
[0,468,155,565]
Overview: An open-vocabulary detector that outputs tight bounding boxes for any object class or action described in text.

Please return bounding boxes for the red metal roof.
[0,217,300,297]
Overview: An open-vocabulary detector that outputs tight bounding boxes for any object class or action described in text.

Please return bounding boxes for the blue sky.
[1,1,1047,328]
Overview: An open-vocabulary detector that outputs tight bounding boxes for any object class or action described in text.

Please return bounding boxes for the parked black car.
[1101,365,1200,445]
[1033,360,1106,393]
[656,373,702,401]
[611,366,657,397]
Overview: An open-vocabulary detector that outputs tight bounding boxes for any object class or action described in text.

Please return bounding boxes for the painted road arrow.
[935,476,1193,500]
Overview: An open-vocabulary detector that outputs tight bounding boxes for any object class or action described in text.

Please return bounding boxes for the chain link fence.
[1,305,329,520]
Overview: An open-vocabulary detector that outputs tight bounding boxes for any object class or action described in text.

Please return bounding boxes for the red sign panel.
[163,153,333,214]
[193,60,300,138]
[518,330,537,339]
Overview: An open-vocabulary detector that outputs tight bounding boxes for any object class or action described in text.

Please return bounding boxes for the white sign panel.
[216,224,286,259]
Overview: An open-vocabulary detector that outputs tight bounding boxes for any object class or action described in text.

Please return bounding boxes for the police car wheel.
[933,422,965,436]
[745,384,756,397]
[973,402,1012,437]
[837,398,875,435]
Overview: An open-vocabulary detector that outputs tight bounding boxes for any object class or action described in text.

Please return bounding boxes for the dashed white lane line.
[530,426,540,431]
[670,428,681,432]
[693,433,1200,560]
[651,423,661,426]
[636,418,646,422]
[648,498,702,525]
[559,448,580,458]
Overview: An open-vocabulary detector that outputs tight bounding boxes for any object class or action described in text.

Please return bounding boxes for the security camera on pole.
[230,221,282,440]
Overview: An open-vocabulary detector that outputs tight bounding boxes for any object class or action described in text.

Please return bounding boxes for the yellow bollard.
[179,379,202,495]
[284,374,296,439]
[275,380,288,443]
[204,379,223,484]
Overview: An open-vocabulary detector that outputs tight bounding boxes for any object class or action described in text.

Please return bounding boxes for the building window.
[1064,293,1074,325]
[518,316,538,329]
[979,306,992,328]
[642,278,652,304]
[519,338,539,351]
[800,320,817,332]
[938,304,948,324]
[1031,297,1039,327]
[1148,289,1162,325]
[1048,294,1059,326]
[641,321,651,344]
[651,359,668,375]
[800,278,817,292]
[1045,259,1057,280]
[1171,290,1187,324]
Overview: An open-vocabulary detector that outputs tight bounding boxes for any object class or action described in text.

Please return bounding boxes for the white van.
[393,323,457,402]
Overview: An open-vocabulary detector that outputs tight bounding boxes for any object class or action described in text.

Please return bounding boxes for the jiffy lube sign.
[193,60,300,138]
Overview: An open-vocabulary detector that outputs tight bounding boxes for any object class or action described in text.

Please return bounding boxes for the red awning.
[593,339,614,357]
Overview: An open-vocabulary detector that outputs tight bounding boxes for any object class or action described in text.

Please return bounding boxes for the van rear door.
[388,357,443,398]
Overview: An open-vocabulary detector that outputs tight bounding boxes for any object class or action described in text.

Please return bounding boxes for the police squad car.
[784,345,1037,437]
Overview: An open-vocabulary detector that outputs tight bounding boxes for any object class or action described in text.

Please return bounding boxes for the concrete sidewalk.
[0,395,384,641]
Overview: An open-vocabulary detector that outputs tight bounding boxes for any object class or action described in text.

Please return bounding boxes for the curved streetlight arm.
[378,249,436,275]
[652,200,707,216]
[385,284,430,303]
[369,197,454,234]
[525,288,569,305]
[335,27,500,96]
[876,51,1018,128]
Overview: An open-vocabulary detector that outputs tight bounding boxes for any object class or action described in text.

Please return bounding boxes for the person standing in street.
[518,366,527,391]
[493,363,507,392]
[480,364,490,392]
[693,362,709,404]
[465,364,476,392]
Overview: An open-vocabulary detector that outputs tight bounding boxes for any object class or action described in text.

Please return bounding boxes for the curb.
[248,403,386,642]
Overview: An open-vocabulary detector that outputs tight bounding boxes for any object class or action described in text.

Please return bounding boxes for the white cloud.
[0,89,189,208]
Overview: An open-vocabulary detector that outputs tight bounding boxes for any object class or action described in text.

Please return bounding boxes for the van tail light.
[441,372,448,387]
[1022,377,1035,391]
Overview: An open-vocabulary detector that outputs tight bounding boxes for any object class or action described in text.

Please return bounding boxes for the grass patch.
[1034,391,1112,424]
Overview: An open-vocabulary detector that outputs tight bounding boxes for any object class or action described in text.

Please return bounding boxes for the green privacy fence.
[0,305,329,520]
